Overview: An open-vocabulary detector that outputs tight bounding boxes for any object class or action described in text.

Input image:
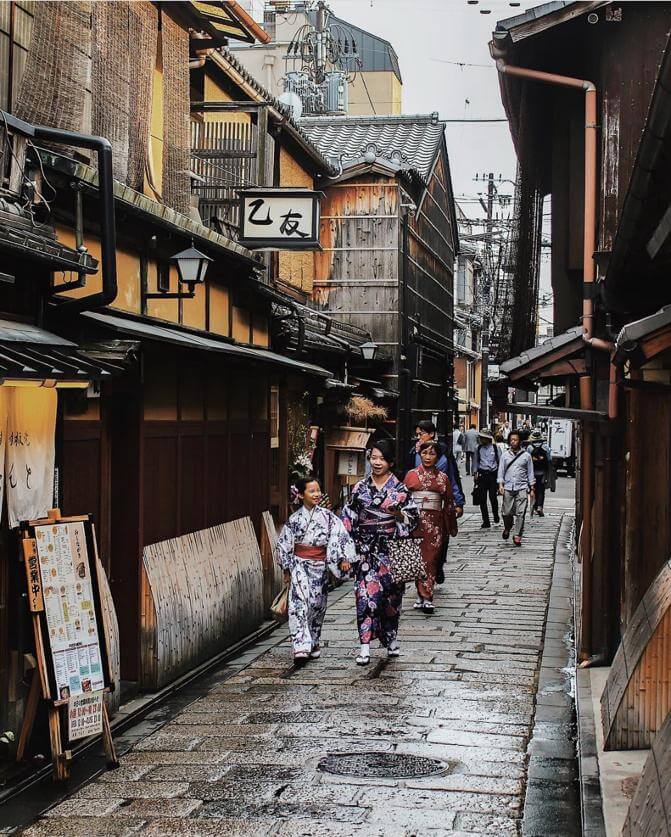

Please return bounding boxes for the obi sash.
[295,543,327,560]
[358,507,397,536]
[412,490,442,511]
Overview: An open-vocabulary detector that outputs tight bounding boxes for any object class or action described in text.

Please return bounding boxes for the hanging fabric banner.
[6,388,57,529]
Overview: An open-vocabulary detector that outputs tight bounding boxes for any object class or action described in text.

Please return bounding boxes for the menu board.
[34,521,105,699]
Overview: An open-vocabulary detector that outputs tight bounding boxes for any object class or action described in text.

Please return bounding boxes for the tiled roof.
[298,114,445,182]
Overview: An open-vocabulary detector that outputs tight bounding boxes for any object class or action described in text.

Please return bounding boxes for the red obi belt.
[294,544,327,560]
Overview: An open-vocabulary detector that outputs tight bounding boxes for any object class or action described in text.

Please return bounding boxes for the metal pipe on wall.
[492,54,600,659]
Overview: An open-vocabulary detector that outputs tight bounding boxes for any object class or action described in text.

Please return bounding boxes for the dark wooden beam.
[647,201,671,260]
[505,402,609,422]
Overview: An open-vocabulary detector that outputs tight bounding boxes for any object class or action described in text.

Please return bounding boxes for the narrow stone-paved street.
[21,484,576,837]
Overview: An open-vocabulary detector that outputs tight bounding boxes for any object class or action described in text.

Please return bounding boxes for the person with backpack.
[497,430,535,547]
[472,429,500,528]
[527,429,553,516]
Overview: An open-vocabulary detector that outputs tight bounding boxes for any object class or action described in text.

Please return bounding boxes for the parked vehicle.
[547,419,575,476]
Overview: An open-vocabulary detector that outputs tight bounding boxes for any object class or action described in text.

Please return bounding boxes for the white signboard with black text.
[239,188,322,249]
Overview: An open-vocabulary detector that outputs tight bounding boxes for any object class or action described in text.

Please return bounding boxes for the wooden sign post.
[16,509,118,780]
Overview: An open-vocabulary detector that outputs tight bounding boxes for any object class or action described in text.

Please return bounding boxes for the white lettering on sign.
[68,689,104,741]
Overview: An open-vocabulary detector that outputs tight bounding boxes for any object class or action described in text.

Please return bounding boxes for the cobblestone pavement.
[21,486,576,837]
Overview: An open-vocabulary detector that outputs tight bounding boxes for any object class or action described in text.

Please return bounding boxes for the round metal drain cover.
[318,752,446,779]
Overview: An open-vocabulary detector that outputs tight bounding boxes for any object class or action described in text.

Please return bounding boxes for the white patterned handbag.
[387,537,426,584]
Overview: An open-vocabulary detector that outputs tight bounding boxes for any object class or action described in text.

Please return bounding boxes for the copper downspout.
[492,54,605,659]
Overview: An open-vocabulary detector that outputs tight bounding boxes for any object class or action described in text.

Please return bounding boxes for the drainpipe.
[2,110,118,313]
[492,54,604,660]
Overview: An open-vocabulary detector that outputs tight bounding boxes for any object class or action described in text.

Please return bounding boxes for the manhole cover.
[317,752,447,779]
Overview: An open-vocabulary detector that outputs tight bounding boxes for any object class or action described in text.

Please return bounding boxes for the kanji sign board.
[238,188,322,249]
[68,689,104,740]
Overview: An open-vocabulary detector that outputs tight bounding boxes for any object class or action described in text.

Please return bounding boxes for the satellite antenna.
[279,90,303,120]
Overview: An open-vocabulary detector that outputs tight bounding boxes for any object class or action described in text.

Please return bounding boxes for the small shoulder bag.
[387,536,426,584]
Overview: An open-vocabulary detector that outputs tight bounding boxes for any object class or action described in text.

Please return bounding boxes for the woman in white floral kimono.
[276,477,355,663]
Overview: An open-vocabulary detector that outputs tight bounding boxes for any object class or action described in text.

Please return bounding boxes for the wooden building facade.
[300,114,459,454]
[490,1,671,821]
[0,0,351,760]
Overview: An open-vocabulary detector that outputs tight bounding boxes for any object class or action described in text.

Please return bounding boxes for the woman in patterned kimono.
[276,477,355,664]
[404,441,458,614]
[341,439,419,666]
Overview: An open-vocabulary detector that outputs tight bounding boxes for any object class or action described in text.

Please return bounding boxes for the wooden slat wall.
[141,516,264,690]
[622,705,671,836]
[313,178,401,349]
[191,120,255,237]
[97,557,121,715]
[601,558,671,750]
[261,510,283,611]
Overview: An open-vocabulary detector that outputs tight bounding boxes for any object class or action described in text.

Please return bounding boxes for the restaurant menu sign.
[238,188,322,249]
[68,690,104,740]
[34,521,105,699]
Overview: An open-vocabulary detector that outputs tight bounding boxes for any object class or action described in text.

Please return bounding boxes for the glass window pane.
[0,32,9,111]
[0,3,10,35]
[11,45,26,109]
[14,6,33,48]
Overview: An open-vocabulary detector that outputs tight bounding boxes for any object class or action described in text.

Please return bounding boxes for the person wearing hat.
[472,428,500,528]
[527,429,552,516]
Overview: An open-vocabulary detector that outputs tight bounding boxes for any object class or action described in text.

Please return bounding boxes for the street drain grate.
[318,752,447,779]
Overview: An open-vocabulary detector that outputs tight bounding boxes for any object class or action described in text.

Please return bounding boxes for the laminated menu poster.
[34,521,105,699]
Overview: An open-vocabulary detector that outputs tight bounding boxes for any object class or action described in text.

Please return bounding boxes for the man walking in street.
[498,429,535,547]
[463,423,479,475]
[473,429,500,528]
[527,429,552,516]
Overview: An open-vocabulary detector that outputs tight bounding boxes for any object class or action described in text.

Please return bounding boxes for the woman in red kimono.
[404,441,458,613]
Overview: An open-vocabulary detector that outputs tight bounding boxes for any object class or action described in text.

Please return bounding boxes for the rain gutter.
[491,48,616,661]
[2,110,118,313]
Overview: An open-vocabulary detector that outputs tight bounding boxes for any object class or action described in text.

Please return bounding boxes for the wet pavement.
[15,481,578,836]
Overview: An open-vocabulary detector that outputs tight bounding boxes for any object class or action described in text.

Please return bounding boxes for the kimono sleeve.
[326,512,356,566]
[340,482,362,535]
[395,485,419,537]
[275,521,295,570]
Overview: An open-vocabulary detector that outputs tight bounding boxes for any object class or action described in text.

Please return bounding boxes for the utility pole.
[479,172,494,431]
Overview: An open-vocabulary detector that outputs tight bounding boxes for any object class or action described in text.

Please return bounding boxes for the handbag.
[472,480,484,506]
[387,537,426,584]
[270,585,289,621]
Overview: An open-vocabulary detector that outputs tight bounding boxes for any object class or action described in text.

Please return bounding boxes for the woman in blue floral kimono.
[276,477,355,664]
[342,439,419,665]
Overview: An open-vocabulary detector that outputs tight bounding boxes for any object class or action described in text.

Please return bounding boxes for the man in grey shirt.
[463,424,479,475]
[497,429,535,546]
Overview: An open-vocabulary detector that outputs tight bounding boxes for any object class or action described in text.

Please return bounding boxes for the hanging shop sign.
[238,188,323,249]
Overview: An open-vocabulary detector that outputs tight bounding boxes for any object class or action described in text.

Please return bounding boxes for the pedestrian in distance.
[342,440,419,666]
[497,430,535,547]
[527,429,552,516]
[473,429,500,528]
[404,441,459,614]
[452,423,465,464]
[463,424,479,475]
[276,477,355,665]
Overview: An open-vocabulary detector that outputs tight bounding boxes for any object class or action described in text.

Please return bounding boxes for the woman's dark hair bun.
[371,438,395,467]
[419,441,440,454]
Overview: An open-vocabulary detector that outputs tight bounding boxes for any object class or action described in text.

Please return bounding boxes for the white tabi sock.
[360,643,370,657]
